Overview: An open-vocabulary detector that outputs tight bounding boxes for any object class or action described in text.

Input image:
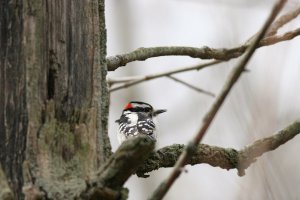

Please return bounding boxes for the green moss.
[119,187,129,200]
[225,148,239,168]
[38,101,94,162]
[36,101,96,182]
[40,116,74,159]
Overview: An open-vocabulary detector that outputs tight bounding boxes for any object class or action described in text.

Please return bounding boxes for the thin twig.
[167,75,215,97]
[148,1,287,200]
[107,8,300,91]
[109,60,221,92]
[108,24,300,91]
[267,6,300,36]
[260,27,300,46]
[107,76,140,84]
[107,6,299,71]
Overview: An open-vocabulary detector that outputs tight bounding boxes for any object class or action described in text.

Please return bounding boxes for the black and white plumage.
[116,101,166,144]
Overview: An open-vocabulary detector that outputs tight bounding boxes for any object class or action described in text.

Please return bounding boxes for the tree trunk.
[0,0,111,199]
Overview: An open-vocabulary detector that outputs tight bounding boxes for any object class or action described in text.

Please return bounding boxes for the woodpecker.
[115,101,166,144]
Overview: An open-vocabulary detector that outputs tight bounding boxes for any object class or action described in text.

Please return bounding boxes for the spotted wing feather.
[117,112,156,143]
[137,117,156,140]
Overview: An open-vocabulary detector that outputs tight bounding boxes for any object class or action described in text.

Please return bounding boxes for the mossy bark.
[0,0,110,199]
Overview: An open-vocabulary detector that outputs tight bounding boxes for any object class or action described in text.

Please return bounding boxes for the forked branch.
[79,121,300,199]
[109,60,221,92]
[107,6,300,71]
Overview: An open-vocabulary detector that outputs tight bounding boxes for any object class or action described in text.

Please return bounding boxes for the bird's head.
[115,101,166,123]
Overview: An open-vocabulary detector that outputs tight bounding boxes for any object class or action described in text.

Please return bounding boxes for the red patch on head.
[124,103,133,110]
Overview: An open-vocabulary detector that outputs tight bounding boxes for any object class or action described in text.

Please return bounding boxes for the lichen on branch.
[80,136,155,200]
[135,121,300,177]
[107,6,300,71]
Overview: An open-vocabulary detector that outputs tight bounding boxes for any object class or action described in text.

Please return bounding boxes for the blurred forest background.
[106,0,300,199]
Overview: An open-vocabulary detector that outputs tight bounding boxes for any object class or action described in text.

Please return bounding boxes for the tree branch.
[107,46,246,71]
[237,121,300,175]
[80,136,155,200]
[167,75,215,97]
[148,1,287,199]
[108,26,300,91]
[107,6,300,71]
[267,6,300,36]
[260,28,300,46]
[77,121,300,199]
[109,60,221,92]
[136,121,300,177]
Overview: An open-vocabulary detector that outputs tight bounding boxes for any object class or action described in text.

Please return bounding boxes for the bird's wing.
[118,123,138,137]
[137,118,156,139]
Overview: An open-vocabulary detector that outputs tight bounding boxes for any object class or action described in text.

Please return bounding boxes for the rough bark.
[81,136,155,200]
[0,0,110,199]
[135,121,300,177]
[0,1,28,198]
[0,166,13,200]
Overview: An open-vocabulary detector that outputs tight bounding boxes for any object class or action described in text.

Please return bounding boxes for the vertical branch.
[148,1,287,199]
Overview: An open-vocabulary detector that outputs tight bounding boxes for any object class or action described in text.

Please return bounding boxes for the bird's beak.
[153,109,167,116]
